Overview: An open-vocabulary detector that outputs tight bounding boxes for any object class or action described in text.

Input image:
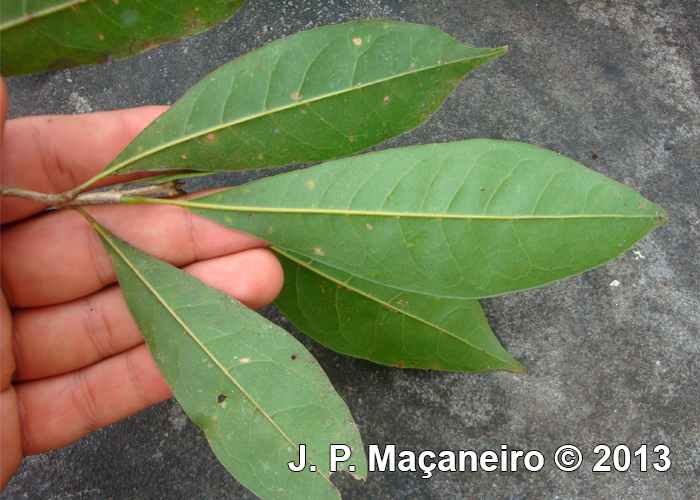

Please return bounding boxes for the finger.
[0,384,21,489]
[1,291,22,489]
[16,342,172,456]
[0,78,7,139]
[13,248,283,382]
[1,291,14,389]
[2,199,270,308]
[1,106,168,224]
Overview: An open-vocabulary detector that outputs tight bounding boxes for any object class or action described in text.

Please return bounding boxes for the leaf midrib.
[132,197,663,220]
[274,247,524,371]
[101,48,504,178]
[1,0,92,31]
[93,221,331,486]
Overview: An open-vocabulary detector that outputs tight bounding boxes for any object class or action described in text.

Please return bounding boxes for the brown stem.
[1,182,184,209]
[0,184,79,206]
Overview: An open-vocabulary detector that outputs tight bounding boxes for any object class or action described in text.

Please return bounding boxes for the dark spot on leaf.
[291,354,298,360]
[383,95,390,104]
[249,213,253,218]
[395,362,404,368]
[217,394,228,404]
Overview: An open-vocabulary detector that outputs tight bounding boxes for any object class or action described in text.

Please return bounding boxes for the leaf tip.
[494,45,509,57]
[507,360,527,374]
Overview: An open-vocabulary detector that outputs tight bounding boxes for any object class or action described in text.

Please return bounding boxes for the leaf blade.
[101,20,506,177]
[0,0,247,76]
[274,247,525,373]
[174,139,667,299]
[92,219,366,500]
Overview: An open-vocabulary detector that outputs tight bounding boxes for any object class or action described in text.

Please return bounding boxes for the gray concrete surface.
[3,0,699,498]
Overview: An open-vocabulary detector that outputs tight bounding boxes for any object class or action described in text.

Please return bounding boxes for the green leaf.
[148,139,667,299]
[90,217,367,500]
[99,20,506,178]
[0,0,246,76]
[274,247,525,373]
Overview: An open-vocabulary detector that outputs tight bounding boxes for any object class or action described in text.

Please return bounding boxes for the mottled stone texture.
[3,1,699,499]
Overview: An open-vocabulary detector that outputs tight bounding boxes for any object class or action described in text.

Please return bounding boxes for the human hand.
[0,78,284,489]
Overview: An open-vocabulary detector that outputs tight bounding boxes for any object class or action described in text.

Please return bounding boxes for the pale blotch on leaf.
[314,248,325,256]
[353,37,362,46]
[366,223,373,230]
[291,91,301,100]
[239,358,250,364]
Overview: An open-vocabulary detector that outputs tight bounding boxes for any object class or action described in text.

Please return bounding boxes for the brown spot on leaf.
[308,181,314,189]
[217,394,227,404]
[383,95,390,105]
[98,33,105,41]
[206,133,216,142]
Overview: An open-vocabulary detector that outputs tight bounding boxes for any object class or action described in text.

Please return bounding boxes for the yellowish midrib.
[1,1,92,31]
[130,196,660,220]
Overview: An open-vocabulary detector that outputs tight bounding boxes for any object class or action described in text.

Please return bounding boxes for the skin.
[0,78,284,490]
